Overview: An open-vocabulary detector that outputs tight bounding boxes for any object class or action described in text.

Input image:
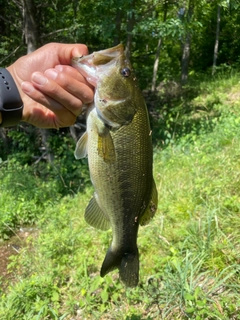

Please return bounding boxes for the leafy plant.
[1,64,240,320]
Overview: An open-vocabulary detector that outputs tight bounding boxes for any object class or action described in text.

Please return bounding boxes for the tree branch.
[40,27,71,39]
[0,45,22,65]
[0,15,22,32]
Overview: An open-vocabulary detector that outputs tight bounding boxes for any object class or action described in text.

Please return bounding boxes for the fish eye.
[121,67,131,77]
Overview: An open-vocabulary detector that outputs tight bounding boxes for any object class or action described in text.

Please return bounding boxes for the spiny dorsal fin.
[140,179,158,226]
[74,131,88,159]
[85,195,110,231]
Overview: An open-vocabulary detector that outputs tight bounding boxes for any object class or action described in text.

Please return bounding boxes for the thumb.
[72,45,89,59]
[56,43,89,65]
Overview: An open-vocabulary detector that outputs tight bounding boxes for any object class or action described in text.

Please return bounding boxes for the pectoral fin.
[140,179,158,226]
[74,131,88,159]
[97,126,116,163]
[85,194,110,231]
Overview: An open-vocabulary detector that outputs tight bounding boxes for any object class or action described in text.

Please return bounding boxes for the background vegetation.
[0,0,240,319]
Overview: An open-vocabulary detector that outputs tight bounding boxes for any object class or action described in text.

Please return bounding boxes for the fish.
[72,44,158,287]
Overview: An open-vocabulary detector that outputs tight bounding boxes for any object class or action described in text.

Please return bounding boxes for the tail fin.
[100,247,139,287]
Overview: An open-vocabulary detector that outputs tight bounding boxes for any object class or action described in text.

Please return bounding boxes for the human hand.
[6,43,94,128]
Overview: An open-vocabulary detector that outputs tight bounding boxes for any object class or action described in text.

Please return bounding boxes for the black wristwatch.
[0,68,23,127]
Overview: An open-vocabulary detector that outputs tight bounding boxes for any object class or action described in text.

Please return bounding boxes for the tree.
[212,5,221,75]
[22,0,39,53]
[180,0,194,85]
[151,1,168,92]
[113,8,123,46]
[23,0,54,162]
[125,0,136,60]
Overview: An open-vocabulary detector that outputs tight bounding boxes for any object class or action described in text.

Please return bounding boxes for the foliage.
[0,130,90,239]
[0,73,240,319]
[149,69,240,148]
[47,130,91,195]
[0,159,57,239]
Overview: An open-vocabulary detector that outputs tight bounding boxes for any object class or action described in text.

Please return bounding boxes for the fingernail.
[55,65,63,72]
[45,69,58,80]
[32,72,47,85]
[21,81,34,94]
[72,47,85,58]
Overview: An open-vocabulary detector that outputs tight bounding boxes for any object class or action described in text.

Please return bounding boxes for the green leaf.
[51,291,59,302]
[184,293,195,301]
[101,290,109,304]
[185,307,195,313]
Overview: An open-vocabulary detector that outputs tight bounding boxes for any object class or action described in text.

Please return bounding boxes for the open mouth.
[71,44,123,87]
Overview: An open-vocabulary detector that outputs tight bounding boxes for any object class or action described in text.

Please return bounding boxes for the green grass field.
[0,73,240,319]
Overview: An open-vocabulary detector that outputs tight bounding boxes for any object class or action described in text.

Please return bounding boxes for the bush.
[0,159,59,239]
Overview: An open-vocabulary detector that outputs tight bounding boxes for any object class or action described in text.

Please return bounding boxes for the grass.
[0,72,240,319]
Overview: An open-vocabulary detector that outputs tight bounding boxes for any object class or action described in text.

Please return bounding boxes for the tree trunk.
[151,4,168,92]
[0,128,8,150]
[212,5,221,75]
[22,0,54,162]
[181,32,191,85]
[125,0,135,60]
[151,38,162,92]
[113,8,122,46]
[22,0,39,53]
[180,1,194,86]
[40,128,54,163]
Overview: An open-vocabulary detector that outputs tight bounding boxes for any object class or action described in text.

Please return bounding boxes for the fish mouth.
[71,44,124,87]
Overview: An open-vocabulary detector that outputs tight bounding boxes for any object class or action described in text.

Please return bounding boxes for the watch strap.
[0,68,23,127]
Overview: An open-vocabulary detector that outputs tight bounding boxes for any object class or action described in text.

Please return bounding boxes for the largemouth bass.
[72,44,158,287]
